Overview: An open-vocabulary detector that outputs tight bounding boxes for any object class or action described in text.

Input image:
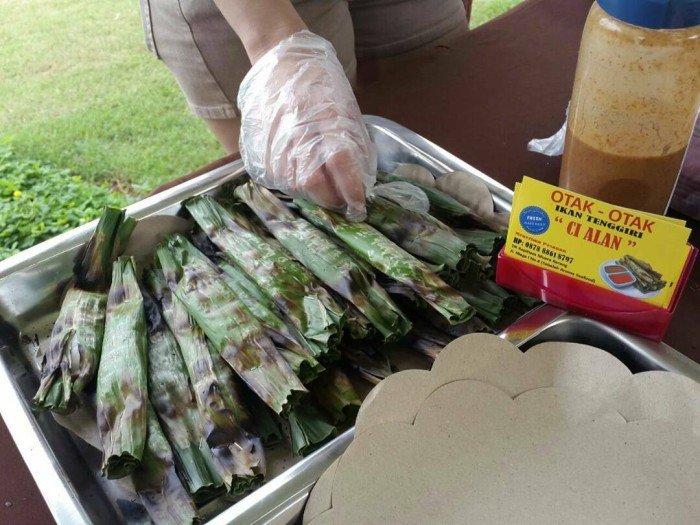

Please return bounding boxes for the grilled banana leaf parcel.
[204,340,266,494]
[217,259,324,383]
[341,345,394,385]
[185,195,345,362]
[288,402,337,457]
[234,183,411,341]
[296,200,474,324]
[33,206,126,414]
[365,195,469,272]
[453,228,506,257]
[378,172,506,232]
[146,269,265,493]
[143,291,225,502]
[155,235,306,415]
[96,256,148,479]
[309,368,361,425]
[343,305,374,341]
[132,405,199,525]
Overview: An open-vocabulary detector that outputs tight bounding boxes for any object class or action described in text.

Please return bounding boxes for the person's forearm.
[213,0,306,64]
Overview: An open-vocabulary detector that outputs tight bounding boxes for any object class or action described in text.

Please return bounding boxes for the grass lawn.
[471,0,525,27]
[0,0,223,195]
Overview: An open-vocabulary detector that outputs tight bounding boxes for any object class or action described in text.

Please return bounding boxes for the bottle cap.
[598,0,700,29]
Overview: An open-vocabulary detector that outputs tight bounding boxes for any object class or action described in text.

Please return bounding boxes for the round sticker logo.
[519,206,550,235]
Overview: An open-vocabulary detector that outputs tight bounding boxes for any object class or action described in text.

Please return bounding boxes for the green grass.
[0,142,126,260]
[471,0,525,28]
[0,0,223,195]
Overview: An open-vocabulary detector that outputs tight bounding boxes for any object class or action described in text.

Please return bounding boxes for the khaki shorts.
[139,0,467,120]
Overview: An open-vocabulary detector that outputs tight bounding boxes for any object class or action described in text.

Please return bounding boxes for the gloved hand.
[238,30,376,221]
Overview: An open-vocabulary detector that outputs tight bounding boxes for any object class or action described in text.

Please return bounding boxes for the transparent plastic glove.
[238,30,377,221]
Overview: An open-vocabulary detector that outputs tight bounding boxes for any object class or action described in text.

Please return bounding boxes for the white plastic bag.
[527,104,569,156]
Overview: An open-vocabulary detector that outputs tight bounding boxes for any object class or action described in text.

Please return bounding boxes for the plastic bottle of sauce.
[560,0,700,214]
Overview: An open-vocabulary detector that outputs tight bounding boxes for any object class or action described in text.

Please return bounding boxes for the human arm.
[212,0,306,64]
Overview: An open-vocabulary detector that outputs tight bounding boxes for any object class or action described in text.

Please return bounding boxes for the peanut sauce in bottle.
[560,0,700,214]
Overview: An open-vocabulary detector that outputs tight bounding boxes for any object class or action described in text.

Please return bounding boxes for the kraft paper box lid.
[304,334,700,524]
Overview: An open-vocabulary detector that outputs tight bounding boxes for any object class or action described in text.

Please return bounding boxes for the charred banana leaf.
[143,291,225,502]
[378,172,505,231]
[309,368,362,425]
[341,346,394,386]
[132,405,199,525]
[33,207,126,414]
[365,196,469,272]
[96,256,148,479]
[344,304,375,340]
[406,327,453,361]
[155,235,306,415]
[186,195,345,362]
[33,289,107,414]
[288,402,337,456]
[453,228,506,257]
[296,200,474,324]
[238,385,284,448]
[205,339,266,494]
[218,259,324,383]
[618,255,667,293]
[145,269,265,493]
[235,183,411,341]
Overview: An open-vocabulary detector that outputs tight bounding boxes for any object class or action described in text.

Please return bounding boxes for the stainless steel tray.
[0,116,697,525]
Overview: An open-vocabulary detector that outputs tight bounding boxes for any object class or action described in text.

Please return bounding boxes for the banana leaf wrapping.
[143,291,225,503]
[457,284,509,326]
[309,368,362,425]
[96,256,148,479]
[155,235,306,415]
[365,196,469,272]
[33,207,126,414]
[73,207,129,292]
[378,172,506,232]
[296,200,474,325]
[204,339,266,493]
[341,346,394,385]
[514,291,540,309]
[288,403,337,456]
[185,196,345,362]
[376,277,424,310]
[238,385,284,448]
[33,290,107,414]
[145,269,266,492]
[235,183,411,342]
[453,228,506,257]
[132,405,199,525]
[406,327,453,361]
[477,280,521,309]
[217,259,324,383]
[424,311,494,338]
[343,304,374,340]
[458,251,494,282]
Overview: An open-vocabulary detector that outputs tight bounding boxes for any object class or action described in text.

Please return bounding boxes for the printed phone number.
[522,241,574,264]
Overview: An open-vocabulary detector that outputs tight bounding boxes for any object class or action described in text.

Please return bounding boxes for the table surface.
[1,0,697,522]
